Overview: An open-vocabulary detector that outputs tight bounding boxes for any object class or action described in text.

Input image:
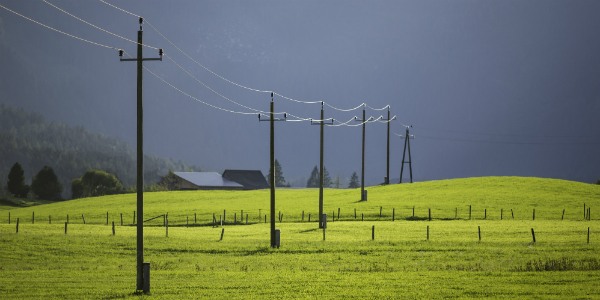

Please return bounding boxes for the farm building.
[174,170,269,190]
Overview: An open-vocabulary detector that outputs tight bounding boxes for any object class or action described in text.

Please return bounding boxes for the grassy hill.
[1,176,599,299]
[3,176,599,225]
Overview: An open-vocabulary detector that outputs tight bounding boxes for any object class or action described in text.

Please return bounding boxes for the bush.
[31,166,63,200]
[71,170,122,199]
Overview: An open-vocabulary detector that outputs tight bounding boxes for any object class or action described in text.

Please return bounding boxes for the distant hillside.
[0,105,201,199]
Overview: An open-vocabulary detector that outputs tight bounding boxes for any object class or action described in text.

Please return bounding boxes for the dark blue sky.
[0,0,599,185]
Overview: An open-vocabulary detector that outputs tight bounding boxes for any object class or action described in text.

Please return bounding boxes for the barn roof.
[222,170,270,190]
[174,172,243,188]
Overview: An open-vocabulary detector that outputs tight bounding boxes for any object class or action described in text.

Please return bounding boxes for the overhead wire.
[0,3,119,50]
[418,136,600,145]
[42,0,158,50]
[416,127,600,138]
[98,0,392,112]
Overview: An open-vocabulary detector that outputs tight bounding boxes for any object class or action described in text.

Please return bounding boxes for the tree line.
[0,105,200,199]
[266,159,360,189]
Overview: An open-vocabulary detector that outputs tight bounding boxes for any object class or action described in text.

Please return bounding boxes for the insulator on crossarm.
[159,49,164,56]
[118,49,124,57]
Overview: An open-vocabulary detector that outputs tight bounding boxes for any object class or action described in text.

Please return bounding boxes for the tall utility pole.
[119,17,162,292]
[355,105,371,200]
[382,107,395,184]
[311,102,333,228]
[259,93,285,247]
[399,126,414,183]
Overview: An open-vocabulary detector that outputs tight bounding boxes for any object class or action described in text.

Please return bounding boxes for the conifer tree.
[31,166,63,200]
[323,167,332,188]
[348,172,360,189]
[7,162,29,198]
[306,166,320,188]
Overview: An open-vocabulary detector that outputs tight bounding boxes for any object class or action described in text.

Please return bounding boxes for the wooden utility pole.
[119,17,162,293]
[259,93,286,247]
[382,108,394,184]
[312,103,333,228]
[355,106,371,200]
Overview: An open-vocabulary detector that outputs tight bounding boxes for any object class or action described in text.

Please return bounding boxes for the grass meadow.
[1,177,599,299]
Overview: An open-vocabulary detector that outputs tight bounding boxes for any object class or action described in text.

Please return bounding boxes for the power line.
[98,0,391,112]
[416,126,600,138]
[43,0,158,50]
[418,136,600,145]
[0,3,119,50]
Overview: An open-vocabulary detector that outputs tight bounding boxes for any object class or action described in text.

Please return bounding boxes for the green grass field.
[1,177,599,299]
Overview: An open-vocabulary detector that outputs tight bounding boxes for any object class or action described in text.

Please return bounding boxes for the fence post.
[8,212,10,224]
[501,209,503,220]
[246,214,248,225]
[265,215,267,223]
[428,208,431,221]
[213,213,216,227]
[65,222,67,234]
[220,215,222,227]
[133,211,135,225]
[220,228,225,240]
[588,227,590,244]
[338,208,340,221]
[455,208,457,219]
[82,214,85,224]
[485,209,487,220]
[223,210,226,223]
[511,209,514,219]
[234,213,237,224]
[478,226,481,241]
[112,221,115,235]
[413,206,415,217]
[393,208,395,221]
[533,209,535,221]
[380,206,382,217]
[354,208,356,219]
[469,205,471,220]
[362,213,364,221]
[372,225,375,240]
[16,218,19,233]
[427,225,429,240]
[195,213,197,224]
[187,216,189,228]
[308,214,310,222]
[32,211,34,224]
[166,216,168,237]
[562,209,565,221]
[121,213,123,226]
[531,228,536,243]
[241,210,243,223]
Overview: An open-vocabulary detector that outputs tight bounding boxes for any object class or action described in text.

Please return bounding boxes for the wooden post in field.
[511,209,514,219]
[413,206,415,217]
[163,214,165,227]
[195,213,196,224]
[187,216,189,228]
[427,225,429,240]
[588,208,591,221]
[478,226,481,241]
[308,214,311,222]
[455,208,457,219]
[393,208,395,221]
[302,211,304,221]
[531,228,536,243]
[241,210,243,223]
[112,221,115,235]
[234,213,237,224]
[587,227,590,244]
[220,228,225,240]
[265,215,267,223]
[372,225,375,240]
[8,212,10,224]
[469,205,471,220]
[484,209,487,219]
[281,214,284,223]
[32,211,34,224]
[362,213,364,221]
[220,215,222,227]
[354,208,357,219]
[82,214,86,224]
[246,214,248,225]
[380,206,382,217]
[166,217,168,237]
[16,218,19,233]
[562,209,565,221]
[133,211,135,225]
[65,222,67,234]
[429,208,431,221]
[501,209,503,220]
[121,213,123,226]
[332,210,335,223]
[323,226,326,241]
[533,209,535,221]
[338,208,340,220]
[213,213,216,227]
[223,210,226,223]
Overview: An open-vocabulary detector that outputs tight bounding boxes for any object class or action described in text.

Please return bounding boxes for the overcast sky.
[0,0,599,185]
